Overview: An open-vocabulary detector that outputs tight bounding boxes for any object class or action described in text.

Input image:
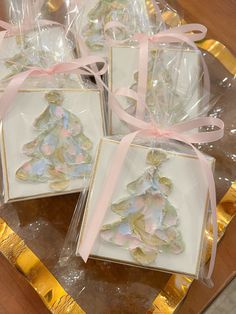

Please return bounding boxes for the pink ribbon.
[77,75,224,280]
[0,56,107,119]
[0,20,20,44]
[0,50,223,279]
[0,19,61,46]
[0,15,222,279]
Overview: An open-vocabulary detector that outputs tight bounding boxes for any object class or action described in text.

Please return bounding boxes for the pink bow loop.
[0,18,62,47]
[0,20,33,40]
[0,20,17,35]
[0,21,19,45]
[159,23,207,41]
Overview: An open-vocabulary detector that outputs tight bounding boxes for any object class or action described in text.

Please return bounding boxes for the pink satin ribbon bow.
[0,14,223,280]
[78,74,224,280]
[0,56,107,119]
[0,18,61,47]
[0,20,25,45]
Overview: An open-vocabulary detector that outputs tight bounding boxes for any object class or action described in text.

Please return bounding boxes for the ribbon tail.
[84,68,150,130]
[78,132,139,262]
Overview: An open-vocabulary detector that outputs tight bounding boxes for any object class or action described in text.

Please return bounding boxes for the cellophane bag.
[74,0,178,57]
[73,34,221,280]
[108,35,216,135]
[0,0,79,84]
[58,22,235,314]
[0,83,105,202]
[0,1,106,203]
[0,2,235,314]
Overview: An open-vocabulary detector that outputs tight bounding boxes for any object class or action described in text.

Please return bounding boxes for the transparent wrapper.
[74,0,178,57]
[0,48,235,312]
[75,40,217,275]
[0,3,235,314]
[0,74,105,203]
[0,0,80,84]
[0,1,106,203]
[76,136,214,279]
[108,42,217,135]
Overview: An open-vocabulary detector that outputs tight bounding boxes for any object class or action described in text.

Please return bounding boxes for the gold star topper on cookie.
[146,150,167,166]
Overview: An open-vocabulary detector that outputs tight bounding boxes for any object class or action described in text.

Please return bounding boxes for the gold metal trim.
[160,10,236,76]
[44,0,64,13]
[0,218,85,314]
[198,39,236,76]
[151,181,236,313]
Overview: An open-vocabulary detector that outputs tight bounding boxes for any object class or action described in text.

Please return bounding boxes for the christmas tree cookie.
[16,90,93,191]
[100,150,184,265]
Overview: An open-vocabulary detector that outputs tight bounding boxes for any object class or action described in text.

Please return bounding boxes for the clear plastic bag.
[0,36,235,314]
[0,2,235,314]
[76,136,215,278]
[0,0,78,83]
[0,2,107,203]
[108,41,216,135]
[0,86,105,203]
[62,23,224,285]
[74,0,174,57]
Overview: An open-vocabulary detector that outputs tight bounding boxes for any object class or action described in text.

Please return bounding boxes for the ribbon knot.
[146,123,171,138]
[149,35,157,43]
[150,128,162,137]
[44,67,56,75]
[132,33,148,42]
